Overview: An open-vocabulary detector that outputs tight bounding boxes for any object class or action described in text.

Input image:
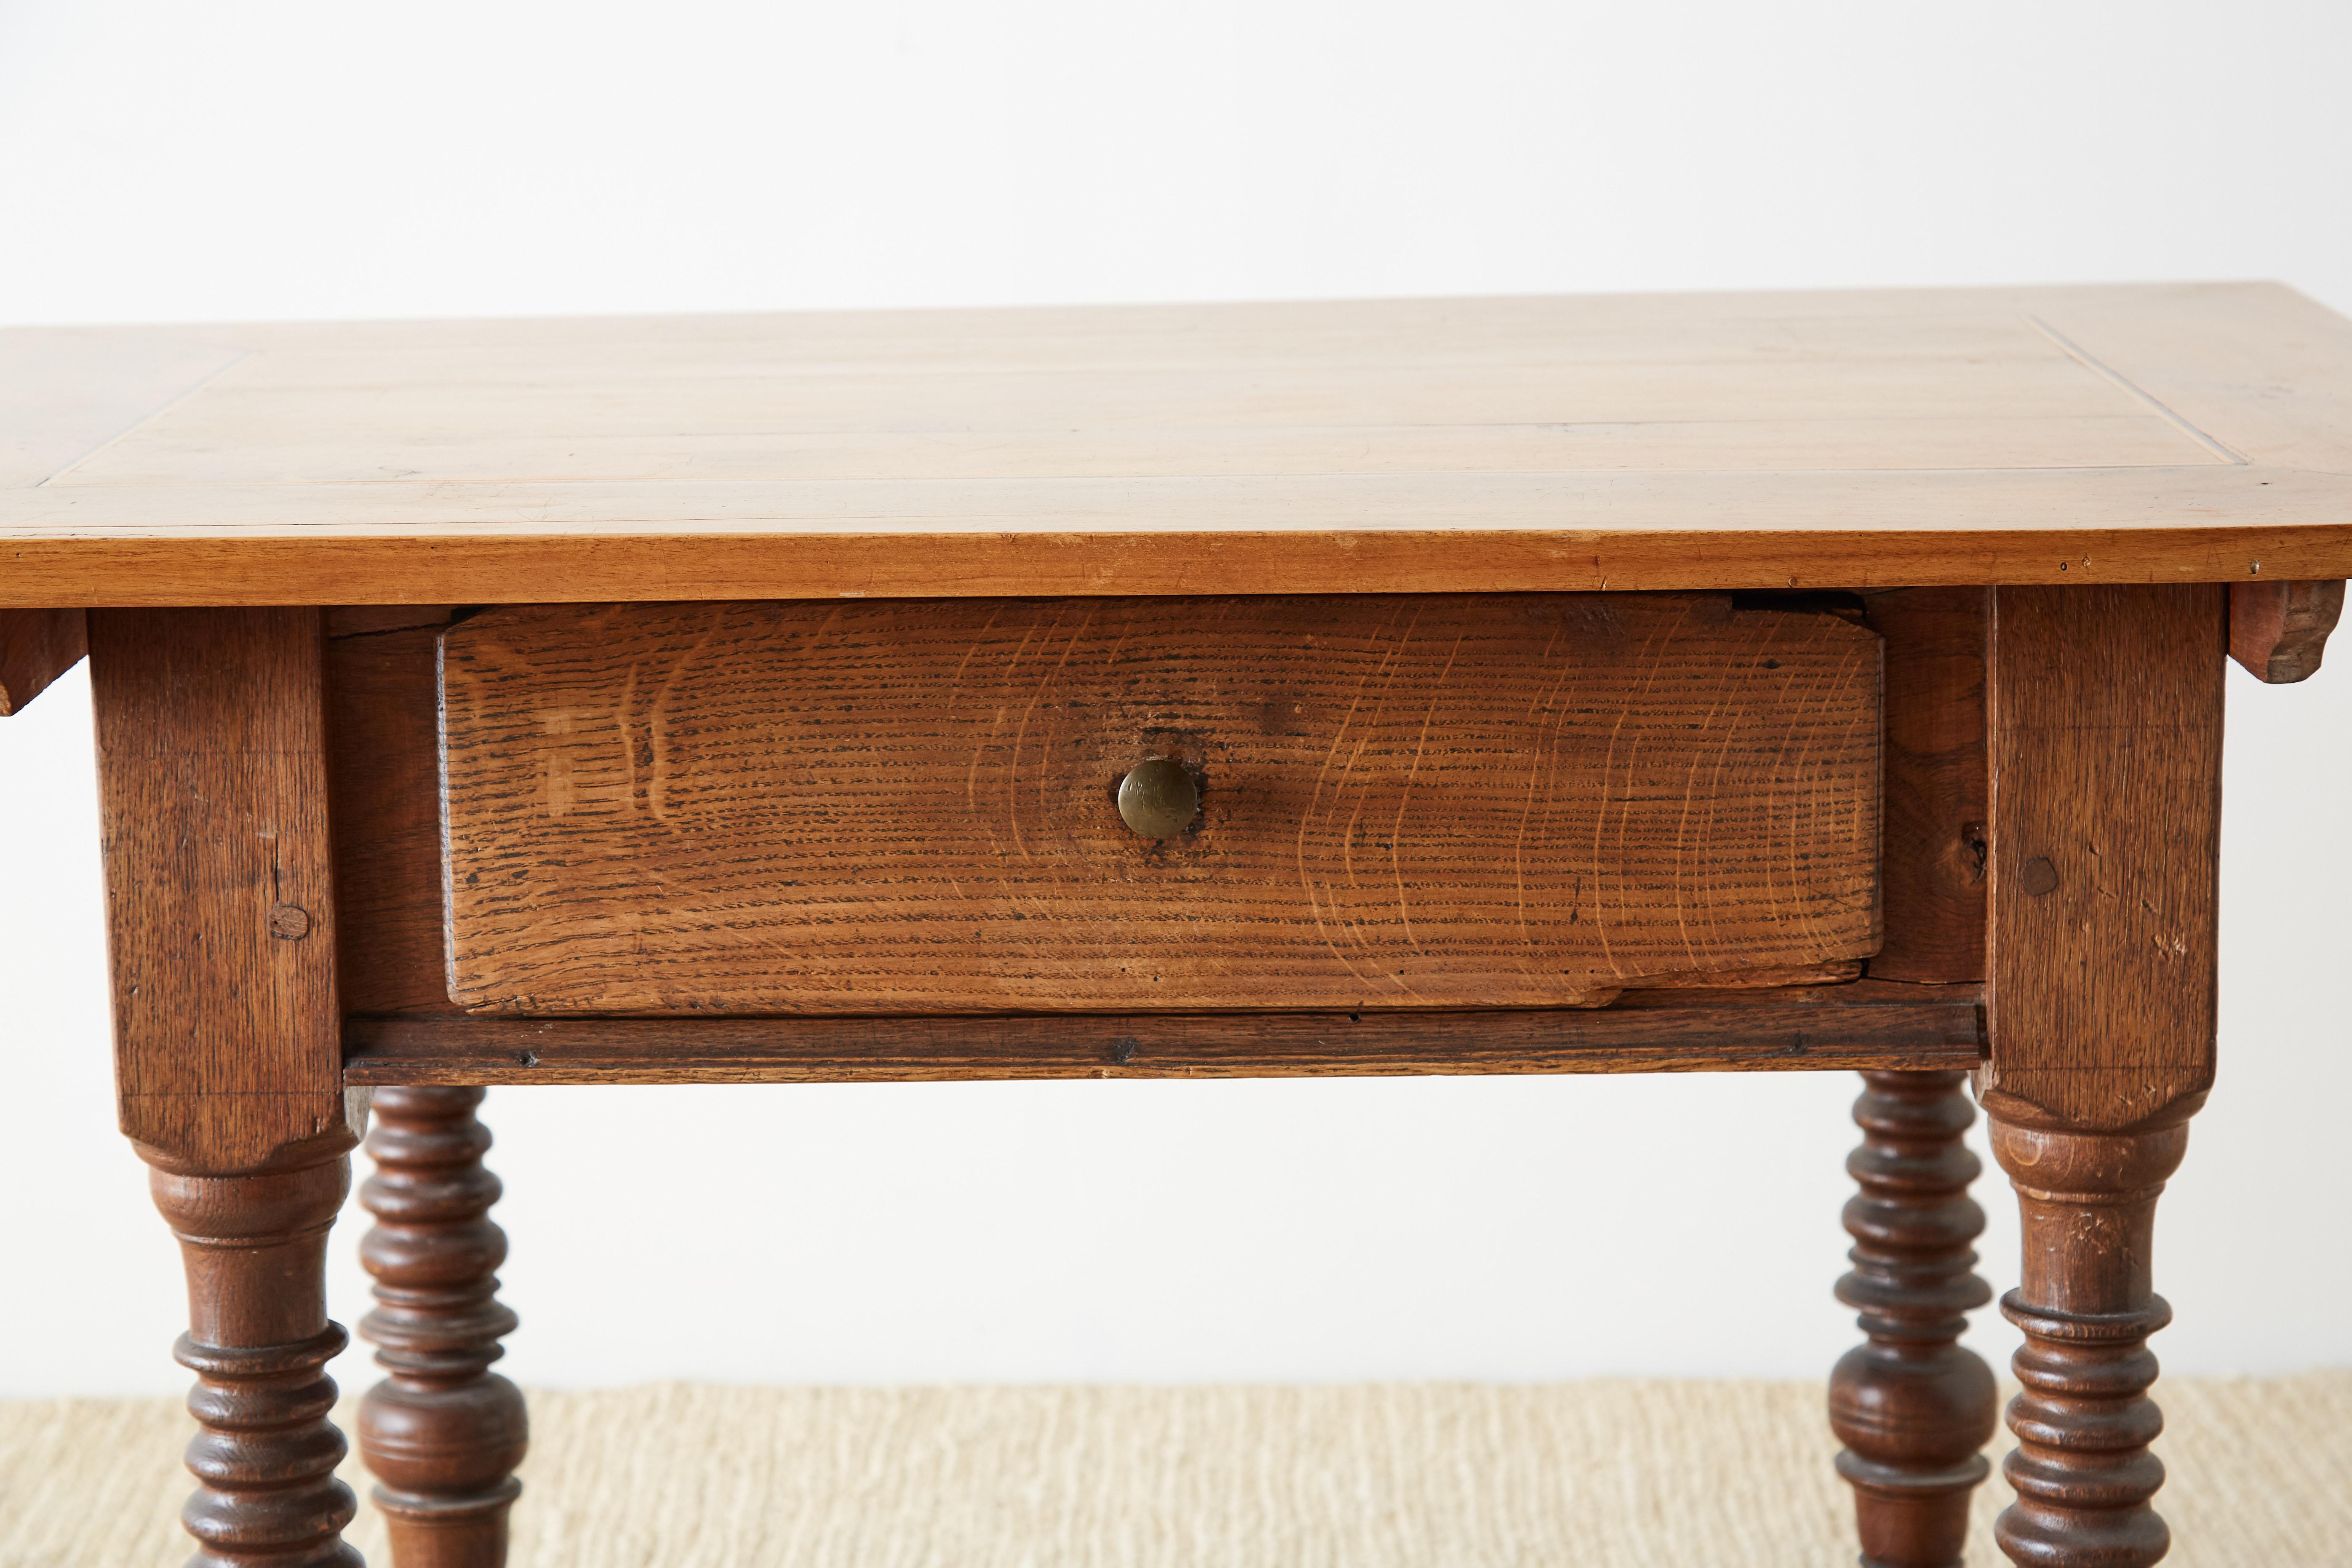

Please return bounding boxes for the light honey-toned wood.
[318,602,1914,1022]
[439,594,1882,1015]
[6,284,2352,606]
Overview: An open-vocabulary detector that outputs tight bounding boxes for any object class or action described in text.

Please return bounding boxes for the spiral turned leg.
[1989,1115,2188,1568]
[1830,1070,1999,1568]
[356,1087,528,1568]
[147,1149,365,1568]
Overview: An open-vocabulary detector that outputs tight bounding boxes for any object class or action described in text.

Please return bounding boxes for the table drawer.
[439,594,1881,1014]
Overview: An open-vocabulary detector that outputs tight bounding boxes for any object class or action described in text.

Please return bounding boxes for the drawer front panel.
[440,594,1880,1013]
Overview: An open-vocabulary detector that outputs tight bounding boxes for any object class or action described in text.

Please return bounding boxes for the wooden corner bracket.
[2229,578,2344,684]
[0,608,88,716]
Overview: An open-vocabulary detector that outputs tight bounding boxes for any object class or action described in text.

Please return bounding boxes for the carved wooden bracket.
[0,608,86,716]
[2229,578,2344,683]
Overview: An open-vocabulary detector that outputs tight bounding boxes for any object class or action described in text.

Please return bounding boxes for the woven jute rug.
[4,1375,2347,1567]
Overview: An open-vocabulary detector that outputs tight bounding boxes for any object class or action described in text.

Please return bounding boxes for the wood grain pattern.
[90,608,353,1173]
[439,594,1882,1015]
[326,608,462,1017]
[342,983,1984,1085]
[1865,589,1987,984]
[1980,585,2224,1134]
[8,514,2352,611]
[356,1088,527,1568]
[0,606,85,716]
[147,1147,363,1568]
[0,321,244,488]
[2228,577,2343,683]
[6,285,2352,606]
[1988,1115,2190,1568]
[326,599,1946,1023]
[1829,1070,1997,1568]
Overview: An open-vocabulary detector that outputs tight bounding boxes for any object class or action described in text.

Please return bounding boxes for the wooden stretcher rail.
[342,983,1986,1085]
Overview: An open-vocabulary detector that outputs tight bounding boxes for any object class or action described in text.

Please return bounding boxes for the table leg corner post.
[96,606,370,1566]
[1829,1068,1998,1568]
[142,1133,366,1568]
[355,1087,528,1568]
[1977,582,2225,1567]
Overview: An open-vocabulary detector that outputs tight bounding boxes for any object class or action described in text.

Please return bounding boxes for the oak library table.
[3,283,2348,1568]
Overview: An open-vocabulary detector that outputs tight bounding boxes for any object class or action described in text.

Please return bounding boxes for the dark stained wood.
[1988,1114,2190,1568]
[90,608,353,1173]
[1830,1070,1997,1568]
[1864,588,1988,984]
[148,1144,363,1568]
[357,1088,527,1568]
[325,608,462,1017]
[2228,577,2343,683]
[1980,585,2224,1133]
[0,606,86,715]
[342,982,1984,1085]
[1979,585,2219,1564]
[439,593,1883,1015]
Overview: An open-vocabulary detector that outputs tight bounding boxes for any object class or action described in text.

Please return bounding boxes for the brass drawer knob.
[1117,759,1198,840]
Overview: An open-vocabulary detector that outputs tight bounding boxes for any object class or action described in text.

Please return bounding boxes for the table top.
[6,281,2350,606]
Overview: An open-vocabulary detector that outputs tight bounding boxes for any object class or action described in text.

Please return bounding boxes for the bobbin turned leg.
[88,608,368,1568]
[147,1144,364,1568]
[1831,1070,1998,1568]
[1978,584,2227,1566]
[356,1087,527,1568]
[1987,1116,2188,1568]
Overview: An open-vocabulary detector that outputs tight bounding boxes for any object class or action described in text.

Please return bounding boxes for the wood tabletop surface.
[5,281,2350,605]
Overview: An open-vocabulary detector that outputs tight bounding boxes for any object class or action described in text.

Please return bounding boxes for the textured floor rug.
[3,1375,2347,1567]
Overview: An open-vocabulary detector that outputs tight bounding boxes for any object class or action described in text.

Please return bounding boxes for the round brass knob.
[1117,758,1198,840]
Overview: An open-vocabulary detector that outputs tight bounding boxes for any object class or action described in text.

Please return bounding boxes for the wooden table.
[5,284,2348,1568]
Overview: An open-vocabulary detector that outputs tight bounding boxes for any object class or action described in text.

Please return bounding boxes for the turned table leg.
[357,1087,528,1568]
[1830,1069,1998,1568]
[147,1143,364,1568]
[1977,583,2226,1567]
[89,608,368,1567]
[1988,1115,2188,1568]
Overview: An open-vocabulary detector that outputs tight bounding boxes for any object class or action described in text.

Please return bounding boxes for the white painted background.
[2,0,2348,1397]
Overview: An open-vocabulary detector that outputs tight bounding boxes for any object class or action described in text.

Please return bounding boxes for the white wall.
[1,0,2347,1397]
